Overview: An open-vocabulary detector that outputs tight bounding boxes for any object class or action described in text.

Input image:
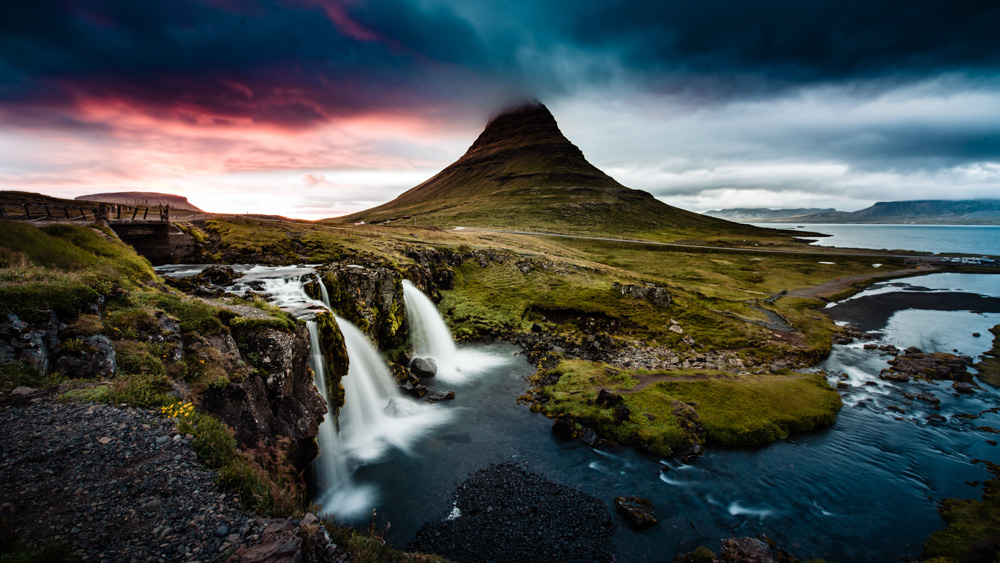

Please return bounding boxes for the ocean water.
[753,223,1000,256]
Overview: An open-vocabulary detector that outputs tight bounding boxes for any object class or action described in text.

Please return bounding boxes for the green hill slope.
[337,103,767,241]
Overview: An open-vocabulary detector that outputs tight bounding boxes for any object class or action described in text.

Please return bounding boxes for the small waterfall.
[307,321,374,517]
[335,316,417,461]
[401,280,460,382]
[316,275,331,309]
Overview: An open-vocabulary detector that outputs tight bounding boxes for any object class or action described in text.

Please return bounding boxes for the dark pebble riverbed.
[407,462,616,562]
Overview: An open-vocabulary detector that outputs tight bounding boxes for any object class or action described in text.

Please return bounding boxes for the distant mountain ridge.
[337,102,764,240]
[704,208,836,222]
[76,192,203,212]
[771,199,1000,224]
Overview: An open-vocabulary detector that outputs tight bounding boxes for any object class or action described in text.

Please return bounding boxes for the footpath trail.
[0,397,251,562]
[786,266,935,300]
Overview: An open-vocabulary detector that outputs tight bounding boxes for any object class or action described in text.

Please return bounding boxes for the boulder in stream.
[614,496,658,529]
[410,357,437,379]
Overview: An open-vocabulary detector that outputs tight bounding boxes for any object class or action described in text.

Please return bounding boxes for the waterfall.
[401,280,460,381]
[307,320,374,517]
[316,275,331,309]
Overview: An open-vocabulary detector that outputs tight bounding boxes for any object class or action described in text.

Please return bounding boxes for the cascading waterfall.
[308,321,373,516]
[402,279,501,384]
[154,265,457,518]
[402,280,460,379]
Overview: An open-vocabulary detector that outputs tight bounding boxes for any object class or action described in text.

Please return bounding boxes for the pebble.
[0,399,250,562]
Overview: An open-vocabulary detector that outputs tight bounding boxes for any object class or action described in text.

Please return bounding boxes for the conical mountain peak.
[338,102,749,239]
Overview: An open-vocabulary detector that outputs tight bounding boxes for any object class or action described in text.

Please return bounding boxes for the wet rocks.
[401,380,428,398]
[719,537,775,562]
[0,399,250,562]
[410,357,437,379]
[614,496,658,529]
[426,390,455,402]
[882,351,973,383]
[953,381,975,394]
[408,462,615,562]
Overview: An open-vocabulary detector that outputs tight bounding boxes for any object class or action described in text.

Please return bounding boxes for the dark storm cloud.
[0,0,521,128]
[5,0,998,131]
[553,0,1000,86]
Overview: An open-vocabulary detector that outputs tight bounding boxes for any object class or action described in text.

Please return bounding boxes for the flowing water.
[401,280,499,384]
[154,261,1000,561]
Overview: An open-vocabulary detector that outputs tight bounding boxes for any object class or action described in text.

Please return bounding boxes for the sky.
[1,0,999,220]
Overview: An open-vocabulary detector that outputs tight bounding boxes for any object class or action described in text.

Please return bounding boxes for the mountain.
[76,191,203,212]
[773,200,1000,224]
[337,102,763,239]
[704,208,836,222]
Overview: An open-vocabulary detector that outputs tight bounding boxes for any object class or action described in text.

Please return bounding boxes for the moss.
[0,362,64,392]
[0,280,101,323]
[534,359,841,454]
[315,312,348,411]
[113,340,167,376]
[647,375,841,445]
[62,314,103,338]
[132,292,228,335]
[923,461,1000,562]
[105,373,173,407]
[230,315,297,333]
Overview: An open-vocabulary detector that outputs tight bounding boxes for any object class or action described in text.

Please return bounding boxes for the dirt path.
[786,266,937,300]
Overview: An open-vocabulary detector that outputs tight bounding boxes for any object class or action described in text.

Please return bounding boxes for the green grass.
[534,359,842,455]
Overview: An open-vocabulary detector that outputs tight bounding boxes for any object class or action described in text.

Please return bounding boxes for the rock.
[579,427,600,447]
[200,265,244,285]
[669,325,684,334]
[613,404,631,422]
[11,386,37,396]
[215,525,230,537]
[616,283,672,307]
[410,357,437,379]
[768,362,787,374]
[719,537,775,562]
[595,388,622,408]
[673,546,718,563]
[973,332,981,337]
[953,381,975,394]
[614,496,658,529]
[885,351,973,382]
[54,335,116,378]
[531,323,543,333]
[426,390,455,403]
[401,381,429,398]
[551,417,575,439]
[201,324,326,473]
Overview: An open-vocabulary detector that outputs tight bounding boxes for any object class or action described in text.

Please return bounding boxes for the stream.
[156,265,1000,562]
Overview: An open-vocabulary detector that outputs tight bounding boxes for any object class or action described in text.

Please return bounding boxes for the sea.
[752,223,1000,256]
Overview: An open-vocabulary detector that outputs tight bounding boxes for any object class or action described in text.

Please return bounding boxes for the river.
[155,229,1000,561]
[354,273,1000,561]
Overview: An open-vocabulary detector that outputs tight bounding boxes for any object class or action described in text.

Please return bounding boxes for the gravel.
[0,399,251,562]
[407,462,616,562]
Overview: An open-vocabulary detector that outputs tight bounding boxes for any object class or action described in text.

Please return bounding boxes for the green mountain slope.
[336,103,767,241]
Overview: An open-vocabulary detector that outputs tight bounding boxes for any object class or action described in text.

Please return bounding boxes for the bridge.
[0,202,171,224]
[1,202,197,264]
